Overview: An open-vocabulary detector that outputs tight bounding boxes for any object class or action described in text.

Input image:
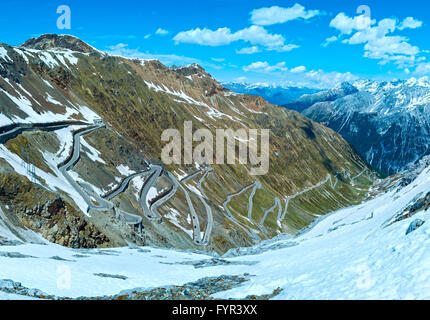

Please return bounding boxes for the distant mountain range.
[290,78,430,175]
[222,81,319,107]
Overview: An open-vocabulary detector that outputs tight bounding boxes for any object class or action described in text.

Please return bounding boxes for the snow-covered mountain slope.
[300,78,430,175]
[222,81,319,108]
[0,159,429,300]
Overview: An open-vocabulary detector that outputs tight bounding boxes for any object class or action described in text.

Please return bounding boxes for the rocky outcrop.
[21,34,97,54]
[0,174,111,248]
[20,197,110,248]
[406,219,425,235]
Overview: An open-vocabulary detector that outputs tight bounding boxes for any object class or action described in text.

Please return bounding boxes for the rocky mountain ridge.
[294,77,430,175]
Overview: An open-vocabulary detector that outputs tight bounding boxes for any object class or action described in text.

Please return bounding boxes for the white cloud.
[235,76,248,82]
[155,28,169,35]
[242,61,358,89]
[243,61,288,73]
[236,46,261,54]
[110,43,128,49]
[250,4,321,26]
[322,35,338,47]
[398,17,423,30]
[329,13,424,68]
[304,69,359,88]
[329,12,375,35]
[415,62,430,75]
[106,43,199,66]
[174,27,232,46]
[174,25,299,52]
[144,34,151,39]
[290,65,306,73]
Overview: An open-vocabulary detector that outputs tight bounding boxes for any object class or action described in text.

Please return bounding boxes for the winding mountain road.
[151,171,179,223]
[0,122,218,244]
[279,174,333,222]
[0,121,87,144]
[179,168,214,245]
[260,197,281,234]
[178,182,202,244]
[2,121,368,245]
[197,168,213,200]
[103,170,150,201]
[247,181,262,221]
[223,182,261,242]
[0,121,144,231]
[139,165,163,222]
[58,125,113,211]
[56,123,145,232]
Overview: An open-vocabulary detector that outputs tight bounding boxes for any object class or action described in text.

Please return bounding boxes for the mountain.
[285,82,358,112]
[21,34,98,53]
[1,144,429,300]
[222,81,319,107]
[0,34,374,255]
[297,78,430,175]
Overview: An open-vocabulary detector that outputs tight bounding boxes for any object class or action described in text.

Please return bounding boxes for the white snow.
[174,169,188,181]
[0,113,14,126]
[42,79,54,89]
[144,81,209,108]
[76,105,100,123]
[53,127,77,162]
[13,48,29,64]
[38,52,59,68]
[146,187,158,204]
[132,175,146,201]
[0,83,87,124]
[0,140,88,213]
[116,165,135,176]
[165,208,193,239]
[81,138,106,164]
[186,184,203,197]
[0,291,39,300]
[45,93,62,105]
[0,47,12,62]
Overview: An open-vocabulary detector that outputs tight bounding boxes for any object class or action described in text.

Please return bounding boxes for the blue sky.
[1,0,430,88]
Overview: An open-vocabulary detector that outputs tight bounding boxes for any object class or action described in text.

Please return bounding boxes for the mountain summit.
[21,34,97,53]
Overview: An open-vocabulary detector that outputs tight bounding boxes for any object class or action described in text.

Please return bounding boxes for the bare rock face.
[0,174,111,248]
[406,219,425,235]
[20,197,110,248]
